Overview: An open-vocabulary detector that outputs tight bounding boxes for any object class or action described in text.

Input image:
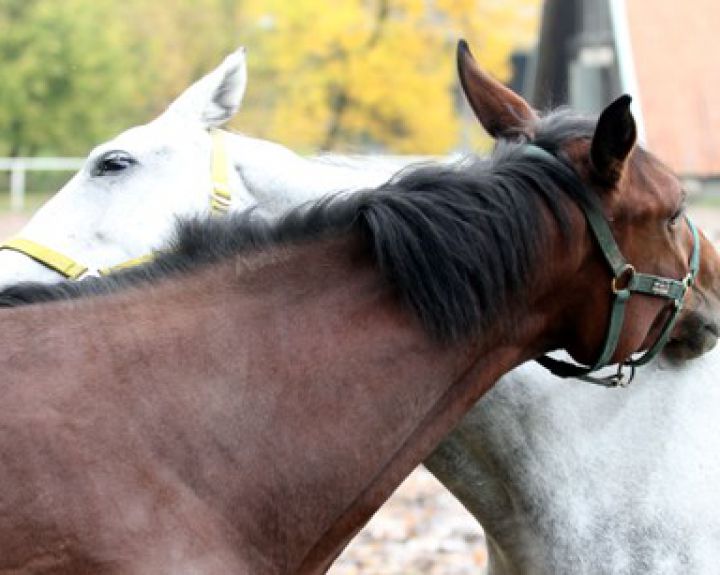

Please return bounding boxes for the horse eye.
[93,151,136,176]
[668,208,684,228]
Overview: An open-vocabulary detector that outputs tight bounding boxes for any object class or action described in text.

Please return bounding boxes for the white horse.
[3,48,720,574]
[0,48,402,288]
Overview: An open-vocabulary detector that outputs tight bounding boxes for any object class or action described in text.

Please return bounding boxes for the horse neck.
[1,233,567,572]
[225,133,397,211]
[208,238,549,573]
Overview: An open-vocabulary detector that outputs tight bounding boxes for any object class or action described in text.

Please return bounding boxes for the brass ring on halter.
[612,264,636,294]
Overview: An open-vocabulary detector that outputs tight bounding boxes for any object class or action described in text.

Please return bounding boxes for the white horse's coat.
[428,351,720,574]
[2,48,718,574]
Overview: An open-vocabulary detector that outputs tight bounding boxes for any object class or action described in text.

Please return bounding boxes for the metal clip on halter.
[577,363,636,388]
[612,264,635,294]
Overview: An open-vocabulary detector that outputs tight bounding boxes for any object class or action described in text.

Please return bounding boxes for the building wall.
[530,0,719,192]
[624,0,720,179]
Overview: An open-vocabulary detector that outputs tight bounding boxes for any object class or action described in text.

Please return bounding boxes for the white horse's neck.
[427,350,720,574]
[225,132,400,212]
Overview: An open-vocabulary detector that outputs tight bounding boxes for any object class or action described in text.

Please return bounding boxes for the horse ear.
[164,47,247,128]
[457,39,537,140]
[590,95,637,185]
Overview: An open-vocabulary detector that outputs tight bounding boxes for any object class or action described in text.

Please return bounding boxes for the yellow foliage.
[0,0,541,155]
[236,0,542,153]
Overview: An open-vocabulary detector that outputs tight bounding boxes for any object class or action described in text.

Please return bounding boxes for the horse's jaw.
[663,299,720,361]
[0,250,63,291]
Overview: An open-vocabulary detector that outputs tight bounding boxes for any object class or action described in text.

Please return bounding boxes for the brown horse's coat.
[0,235,561,573]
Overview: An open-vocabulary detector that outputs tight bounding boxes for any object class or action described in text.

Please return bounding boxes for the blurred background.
[0,0,540,158]
[1,1,718,573]
[0,0,541,217]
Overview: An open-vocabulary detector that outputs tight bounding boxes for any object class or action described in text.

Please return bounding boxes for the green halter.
[527,145,701,388]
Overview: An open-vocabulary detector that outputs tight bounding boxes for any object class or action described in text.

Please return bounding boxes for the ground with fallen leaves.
[330,467,486,575]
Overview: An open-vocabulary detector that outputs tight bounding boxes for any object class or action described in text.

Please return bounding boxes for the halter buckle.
[610,363,636,388]
[575,362,636,388]
[612,264,636,294]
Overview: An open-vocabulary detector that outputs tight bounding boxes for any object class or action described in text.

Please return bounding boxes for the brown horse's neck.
[0,234,566,573]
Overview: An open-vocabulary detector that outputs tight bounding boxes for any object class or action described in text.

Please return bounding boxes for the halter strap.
[0,129,232,279]
[527,145,700,387]
[209,128,232,214]
[0,237,88,279]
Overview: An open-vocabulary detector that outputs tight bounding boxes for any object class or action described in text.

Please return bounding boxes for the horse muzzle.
[664,307,720,361]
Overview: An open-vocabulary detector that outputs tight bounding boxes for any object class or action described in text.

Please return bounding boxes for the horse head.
[458,39,720,371]
[0,48,255,288]
[0,46,400,290]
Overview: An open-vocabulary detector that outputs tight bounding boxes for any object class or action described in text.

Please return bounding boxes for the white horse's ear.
[164,47,247,128]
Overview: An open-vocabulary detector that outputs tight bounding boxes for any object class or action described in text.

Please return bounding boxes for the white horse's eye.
[93,151,137,176]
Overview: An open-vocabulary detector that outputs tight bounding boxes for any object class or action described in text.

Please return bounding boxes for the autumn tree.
[237,0,541,153]
[0,0,242,156]
[0,0,142,156]
[120,0,244,119]
[0,0,540,156]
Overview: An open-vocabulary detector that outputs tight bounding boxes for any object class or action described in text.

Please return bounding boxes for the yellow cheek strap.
[0,237,88,279]
[98,253,157,276]
[209,128,232,214]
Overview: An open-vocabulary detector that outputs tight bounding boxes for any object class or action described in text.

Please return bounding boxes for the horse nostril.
[705,321,719,338]
[663,312,720,361]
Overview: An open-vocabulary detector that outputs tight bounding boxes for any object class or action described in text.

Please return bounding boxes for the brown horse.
[0,42,718,574]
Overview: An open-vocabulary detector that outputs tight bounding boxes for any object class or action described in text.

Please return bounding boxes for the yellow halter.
[0,129,232,279]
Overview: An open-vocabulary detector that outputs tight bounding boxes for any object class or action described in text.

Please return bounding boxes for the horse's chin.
[663,325,719,363]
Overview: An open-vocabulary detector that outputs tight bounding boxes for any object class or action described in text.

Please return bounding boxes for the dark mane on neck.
[0,109,595,341]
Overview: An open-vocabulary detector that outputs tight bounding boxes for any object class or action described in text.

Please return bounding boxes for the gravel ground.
[2,203,719,574]
[330,467,487,575]
[0,212,32,239]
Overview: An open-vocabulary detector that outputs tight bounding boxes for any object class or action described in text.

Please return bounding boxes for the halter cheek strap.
[0,237,89,279]
[528,145,701,387]
[0,129,232,279]
[209,128,232,214]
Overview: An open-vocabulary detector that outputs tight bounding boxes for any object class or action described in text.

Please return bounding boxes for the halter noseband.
[0,128,232,279]
[527,145,701,387]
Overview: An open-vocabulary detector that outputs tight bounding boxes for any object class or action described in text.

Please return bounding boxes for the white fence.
[0,153,448,214]
[0,157,84,211]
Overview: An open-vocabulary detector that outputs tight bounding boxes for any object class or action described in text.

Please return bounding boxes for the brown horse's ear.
[457,39,537,140]
[590,95,637,186]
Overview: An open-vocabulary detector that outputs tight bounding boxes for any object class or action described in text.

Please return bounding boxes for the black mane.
[0,109,596,342]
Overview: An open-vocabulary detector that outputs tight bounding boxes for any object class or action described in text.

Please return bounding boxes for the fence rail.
[0,153,448,213]
[0,157,84,211]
